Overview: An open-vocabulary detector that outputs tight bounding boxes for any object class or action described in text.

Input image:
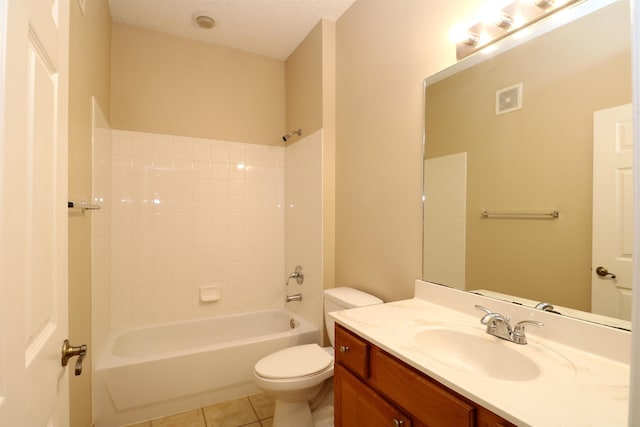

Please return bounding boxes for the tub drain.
[289,318,296,329]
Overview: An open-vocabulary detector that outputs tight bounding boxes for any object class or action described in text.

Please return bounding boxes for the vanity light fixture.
[464,32,480,47]
[455,0,580,59]
[494,13,515,29]
[530,0,555,8]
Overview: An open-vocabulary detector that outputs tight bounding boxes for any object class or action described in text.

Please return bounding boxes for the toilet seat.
[255,344,333,380]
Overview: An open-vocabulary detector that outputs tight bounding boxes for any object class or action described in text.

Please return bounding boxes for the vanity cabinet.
[334,324,516,427]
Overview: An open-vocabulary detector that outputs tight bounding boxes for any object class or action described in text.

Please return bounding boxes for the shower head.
[282,129,302,142]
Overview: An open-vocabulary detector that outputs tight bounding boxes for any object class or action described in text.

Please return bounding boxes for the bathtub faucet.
[286,293,302,303]
[286,265,304,285]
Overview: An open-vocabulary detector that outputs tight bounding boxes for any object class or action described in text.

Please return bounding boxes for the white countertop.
[329,280,631,427]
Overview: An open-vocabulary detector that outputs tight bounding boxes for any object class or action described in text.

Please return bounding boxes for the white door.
[0,0,72,426]
[592,103,634,320]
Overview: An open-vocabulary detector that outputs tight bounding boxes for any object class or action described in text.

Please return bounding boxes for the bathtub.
[94,308,320,427]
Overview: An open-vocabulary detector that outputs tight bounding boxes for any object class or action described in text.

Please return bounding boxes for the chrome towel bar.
[68,201,101,211]
[481,210,559,219]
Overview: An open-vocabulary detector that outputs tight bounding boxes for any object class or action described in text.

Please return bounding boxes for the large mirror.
[423,0,633,329]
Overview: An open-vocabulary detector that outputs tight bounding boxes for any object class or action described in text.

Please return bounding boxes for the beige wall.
[111,23,285,145]
[68,0,112,425]
[285,21,323,138]
[334,0,484,302]
[321,20,337,295]
[424,1,631,311]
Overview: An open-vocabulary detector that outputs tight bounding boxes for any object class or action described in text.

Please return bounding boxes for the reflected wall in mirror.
[423,0,632,329]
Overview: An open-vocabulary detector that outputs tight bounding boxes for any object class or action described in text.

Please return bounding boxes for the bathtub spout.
[286,293,302,303]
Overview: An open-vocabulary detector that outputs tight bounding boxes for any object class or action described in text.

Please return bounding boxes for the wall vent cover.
[496,83,523,115]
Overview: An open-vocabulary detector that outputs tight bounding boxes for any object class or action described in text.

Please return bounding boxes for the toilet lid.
[255,344,333,379]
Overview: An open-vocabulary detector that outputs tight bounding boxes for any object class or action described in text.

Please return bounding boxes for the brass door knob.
[61,339,87,376]
[595,266,616,279]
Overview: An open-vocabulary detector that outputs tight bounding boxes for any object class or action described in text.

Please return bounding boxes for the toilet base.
[268,380,333,427]
[272,400,314,427]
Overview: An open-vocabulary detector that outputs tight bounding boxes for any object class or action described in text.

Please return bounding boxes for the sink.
[414,328,541,381]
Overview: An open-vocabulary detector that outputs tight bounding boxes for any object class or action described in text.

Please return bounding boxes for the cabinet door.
[335,364,412,427]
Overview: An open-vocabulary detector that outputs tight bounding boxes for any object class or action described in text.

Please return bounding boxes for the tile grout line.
[200,407,208,427]
[247,396,261,423]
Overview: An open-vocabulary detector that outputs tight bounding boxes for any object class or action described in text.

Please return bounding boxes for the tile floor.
[124,393,275,427]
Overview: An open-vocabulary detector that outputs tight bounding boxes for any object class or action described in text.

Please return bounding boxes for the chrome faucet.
[286,293,302,303]
[534,301,562,315]
[475,305,543,345]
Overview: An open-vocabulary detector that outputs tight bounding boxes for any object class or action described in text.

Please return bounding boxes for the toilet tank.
[323,287,383,347]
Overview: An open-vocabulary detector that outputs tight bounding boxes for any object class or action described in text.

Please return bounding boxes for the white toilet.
[253,287,383,427]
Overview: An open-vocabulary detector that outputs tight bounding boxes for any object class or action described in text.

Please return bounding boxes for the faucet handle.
[474,305,510,323]
[512,320,543,344]
[514,319,544,332]
[286,265,304,285]
[474,304,492,315]
[480,312,511,333]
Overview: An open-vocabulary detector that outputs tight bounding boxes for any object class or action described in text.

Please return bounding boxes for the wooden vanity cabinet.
[334,324,516,427]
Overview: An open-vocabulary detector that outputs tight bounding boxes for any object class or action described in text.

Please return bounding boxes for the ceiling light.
[195,15,215,29]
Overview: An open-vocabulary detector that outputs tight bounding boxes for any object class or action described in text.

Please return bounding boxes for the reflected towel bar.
[481,210,559,219]
[68,201,101,211]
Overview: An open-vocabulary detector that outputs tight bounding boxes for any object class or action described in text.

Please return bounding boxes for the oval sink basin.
[414,328,541,381]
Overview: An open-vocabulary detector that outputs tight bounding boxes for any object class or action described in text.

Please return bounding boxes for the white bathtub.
[94,309,320,427]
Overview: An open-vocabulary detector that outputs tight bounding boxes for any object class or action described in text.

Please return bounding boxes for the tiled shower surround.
[106,129,322,330]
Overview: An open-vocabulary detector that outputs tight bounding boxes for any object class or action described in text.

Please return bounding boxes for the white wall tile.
[154,134,174,158]
[111,155,133,177]
[112,132,132,156]
[211,141,229,162]
[228,145,245,164]
[228,163,246,181]
[212,162,229,180]
[423,152,467,290]
[192,160,212,179]
[173,137,193,160]
[130,132,154,157]
[92,99,112,362]
[284,130,324,331]
[193,140,212,160]
[108,130,293,330]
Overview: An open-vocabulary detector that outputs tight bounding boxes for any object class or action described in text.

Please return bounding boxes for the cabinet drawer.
[335,324,370,380]
[369,347,475,427]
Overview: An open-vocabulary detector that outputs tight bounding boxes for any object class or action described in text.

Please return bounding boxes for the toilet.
[253,287,383,427]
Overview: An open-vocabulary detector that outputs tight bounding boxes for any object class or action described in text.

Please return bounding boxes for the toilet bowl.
[253,287,383,427]
[254,344,334,426]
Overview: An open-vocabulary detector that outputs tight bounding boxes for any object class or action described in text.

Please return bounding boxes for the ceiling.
[108,0,357,60]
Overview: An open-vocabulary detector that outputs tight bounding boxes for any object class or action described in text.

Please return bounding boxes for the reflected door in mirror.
[592,103,633,320]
